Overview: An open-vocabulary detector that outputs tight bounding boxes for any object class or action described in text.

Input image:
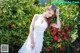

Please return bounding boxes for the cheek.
[45,11,52,18]
[45,12,49,16]
[48,14,52,17]
[50,14,52,17]
[47,15,51,18]
[47,13,51,17]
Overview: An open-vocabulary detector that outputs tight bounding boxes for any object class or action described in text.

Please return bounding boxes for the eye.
[49,12,52,15]
[46,8,50,11]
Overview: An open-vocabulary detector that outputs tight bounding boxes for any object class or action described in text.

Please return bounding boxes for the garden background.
[0,0,80,53]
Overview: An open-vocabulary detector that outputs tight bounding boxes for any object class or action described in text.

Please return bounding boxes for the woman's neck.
[41,13,47,22]
[42,13,46,18]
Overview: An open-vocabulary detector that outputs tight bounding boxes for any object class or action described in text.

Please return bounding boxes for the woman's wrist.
[56,9,59,18]
[31,41,34,44]
[57,15,59,19]
[31,39,34,43]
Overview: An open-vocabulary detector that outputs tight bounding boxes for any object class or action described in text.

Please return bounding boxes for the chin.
[45,16,48,18]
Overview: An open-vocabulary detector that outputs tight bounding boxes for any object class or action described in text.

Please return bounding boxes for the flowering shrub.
[42,24,78,53]
[50,25,72,48]
[42,4,79,53]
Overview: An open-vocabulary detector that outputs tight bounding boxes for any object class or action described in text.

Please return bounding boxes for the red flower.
[53,36,59,41]
[60,47,62,50]
[65,25,70,33]
[47,46,52,51]
[58,28,62,33]
[9,21,14,28]
[62,32,66,38]
[10,21,14,26]
[67,37,72,40]
[58,47,63,52]
[48,46,52,49]
[51,31,56,37]
[59,42,62,45]
[51,26,56,31]
[66,29,70,33]
[11,25,14,28]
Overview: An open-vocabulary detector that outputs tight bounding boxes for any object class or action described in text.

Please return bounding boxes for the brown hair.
[46,6,56,31]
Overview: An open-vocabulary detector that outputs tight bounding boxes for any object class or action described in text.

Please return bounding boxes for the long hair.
[46,5,57,31]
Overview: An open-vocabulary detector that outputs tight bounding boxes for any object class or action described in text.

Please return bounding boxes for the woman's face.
[44,7,54,18]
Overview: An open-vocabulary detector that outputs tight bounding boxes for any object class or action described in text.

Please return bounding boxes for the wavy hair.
[46,5,57,31]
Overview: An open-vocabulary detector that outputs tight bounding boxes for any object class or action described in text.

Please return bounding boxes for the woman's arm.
[29,14,38,44]
[50,9,61,28]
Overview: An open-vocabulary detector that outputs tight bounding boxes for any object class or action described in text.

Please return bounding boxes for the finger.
[31,44,34,49]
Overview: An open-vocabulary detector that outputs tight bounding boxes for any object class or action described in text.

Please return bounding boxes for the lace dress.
[18,14,48,53]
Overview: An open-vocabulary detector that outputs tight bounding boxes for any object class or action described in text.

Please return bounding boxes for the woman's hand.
[29,32,35,49]
[56,9,59,17]
[51,9,61,28]
[31,41,35,49]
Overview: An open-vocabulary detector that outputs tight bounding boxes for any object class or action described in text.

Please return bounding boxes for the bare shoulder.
[33,14,41,19]
[34,14,42,16]
[34,14,39,17]
[33,14,38,19]
[32,14,39,21]
[33,14,43,19]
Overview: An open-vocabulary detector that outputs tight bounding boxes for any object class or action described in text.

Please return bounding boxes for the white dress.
[18,14,48,53]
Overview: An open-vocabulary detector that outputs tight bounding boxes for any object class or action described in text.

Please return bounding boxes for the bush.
[42,4,79,53]
[0,0,44,52]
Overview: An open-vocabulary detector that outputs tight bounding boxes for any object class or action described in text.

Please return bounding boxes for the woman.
[18,4,61,53]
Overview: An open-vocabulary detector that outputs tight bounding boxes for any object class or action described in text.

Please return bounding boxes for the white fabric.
[18,14,48,53]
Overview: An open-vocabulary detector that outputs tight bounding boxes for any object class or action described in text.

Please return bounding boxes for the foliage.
[42,4,79,53]
[0,0,44,52]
